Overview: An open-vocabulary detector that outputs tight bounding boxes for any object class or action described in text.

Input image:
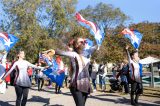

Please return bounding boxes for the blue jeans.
[99,75,106,89]
[92,79,96,89]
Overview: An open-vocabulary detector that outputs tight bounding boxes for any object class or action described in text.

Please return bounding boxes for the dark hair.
[16,48,24,55]
[70,38,85,54]
[130,50,138,59]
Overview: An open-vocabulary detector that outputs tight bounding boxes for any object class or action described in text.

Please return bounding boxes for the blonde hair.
[42,49,55,57]
[123,59,128,64]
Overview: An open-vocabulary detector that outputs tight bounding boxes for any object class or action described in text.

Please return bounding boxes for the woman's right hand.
[125,45,129,50]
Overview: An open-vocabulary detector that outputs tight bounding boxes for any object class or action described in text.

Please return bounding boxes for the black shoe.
[131,101,136,105]
[135,94,140,104]
[58,90,61,94]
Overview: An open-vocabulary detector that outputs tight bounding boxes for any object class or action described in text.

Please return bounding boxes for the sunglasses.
[79,40,87,44]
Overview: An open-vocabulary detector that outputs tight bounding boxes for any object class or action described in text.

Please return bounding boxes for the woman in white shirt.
[0,50,44,106]
[126,46,143,105]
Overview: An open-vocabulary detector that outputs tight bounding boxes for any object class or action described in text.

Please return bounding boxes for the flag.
[75,13,105,46]
[43,59,59,82]
[82,38,94,58]
[0,33,19,52]
[122,28,143,49]
[42,57,65,87]
[84,38,93,50]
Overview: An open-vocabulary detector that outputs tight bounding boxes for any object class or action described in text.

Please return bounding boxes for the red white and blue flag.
[122,28,143,49]
[0,32,19,52]
[75,13,104,46]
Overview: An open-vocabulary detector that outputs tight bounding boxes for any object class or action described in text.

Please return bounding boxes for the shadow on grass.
[144,87,160,92]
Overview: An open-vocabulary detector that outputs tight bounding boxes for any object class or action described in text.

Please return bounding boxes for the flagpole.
[126,46,133,79]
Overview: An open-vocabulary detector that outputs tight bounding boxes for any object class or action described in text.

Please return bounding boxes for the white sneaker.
[93,89,97,92]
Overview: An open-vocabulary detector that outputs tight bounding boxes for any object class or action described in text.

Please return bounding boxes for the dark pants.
[15,85,29,106]
[48,79,52,86]
[121,81,129,93]
[92,79,96,89]
[55,84,61,93]
[29,76,32,83]
[65,75,68,87]
[38,78,44,91]
[35,75,38,84]
[70,87,88,106]
[6,81,8,88]
[130,82,143,104]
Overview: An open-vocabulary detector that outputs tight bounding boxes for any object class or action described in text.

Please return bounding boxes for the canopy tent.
[139,56,160,64]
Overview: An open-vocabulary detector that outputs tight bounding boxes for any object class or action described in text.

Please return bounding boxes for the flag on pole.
[122,28,143,49]
[75,13,104,46]
[0,33,19,52]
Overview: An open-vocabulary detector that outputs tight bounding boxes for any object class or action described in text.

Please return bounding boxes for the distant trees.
[0,1,159,63]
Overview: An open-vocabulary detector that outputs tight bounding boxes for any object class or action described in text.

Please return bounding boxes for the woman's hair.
[72,38,85,54]
[123,59,128,64]
[16,49,24,55]
[130,50,138,59]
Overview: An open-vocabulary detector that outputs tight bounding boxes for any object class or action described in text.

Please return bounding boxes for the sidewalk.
[0,85,159,106]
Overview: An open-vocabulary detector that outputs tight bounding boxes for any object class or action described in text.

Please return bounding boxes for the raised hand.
[125,45,129,50]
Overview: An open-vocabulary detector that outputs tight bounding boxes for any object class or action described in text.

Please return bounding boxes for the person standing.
[98,62,107,91]
[55,56,65,94]
[27,66,33,83]
[55,38,98,106]
[0,50,44,106]
[64,64,69,88]
[116,59,129,94]
[126,46,143,105]
[112,64,118,78]
[91,60,98,91]
[37,63,44,91]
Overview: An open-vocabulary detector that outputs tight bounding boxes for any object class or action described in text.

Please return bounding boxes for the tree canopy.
[0,1,159,63]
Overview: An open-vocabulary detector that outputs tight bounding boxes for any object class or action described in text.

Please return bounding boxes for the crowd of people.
[0,37,144,106]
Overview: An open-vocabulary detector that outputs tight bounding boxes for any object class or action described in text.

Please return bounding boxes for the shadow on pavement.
[0,101,14,106]
[28,95,50,105]
[154,101,160,104]
[61,92,72,96]
[142,94,160,98]
[30,87,56,94]
[94,93,121,97]
[90,95,160,106]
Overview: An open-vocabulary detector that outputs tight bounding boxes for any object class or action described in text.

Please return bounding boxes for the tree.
[79,3,129,31]
[78,2,129,62]
[1,0,78,62]
[129,22,160,58]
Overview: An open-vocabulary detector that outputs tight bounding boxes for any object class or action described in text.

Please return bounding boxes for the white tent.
[139,56,160,64]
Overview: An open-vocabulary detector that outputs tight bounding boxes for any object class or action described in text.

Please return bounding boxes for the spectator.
[98,62,107,91]
[116,59,129,94]
[91,60,98,91]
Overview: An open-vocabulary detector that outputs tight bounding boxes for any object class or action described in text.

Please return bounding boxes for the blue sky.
[0,0,159,25]
[77,0,160,24]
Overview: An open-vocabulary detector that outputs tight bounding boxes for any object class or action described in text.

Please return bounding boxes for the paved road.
[0,86,159,106]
